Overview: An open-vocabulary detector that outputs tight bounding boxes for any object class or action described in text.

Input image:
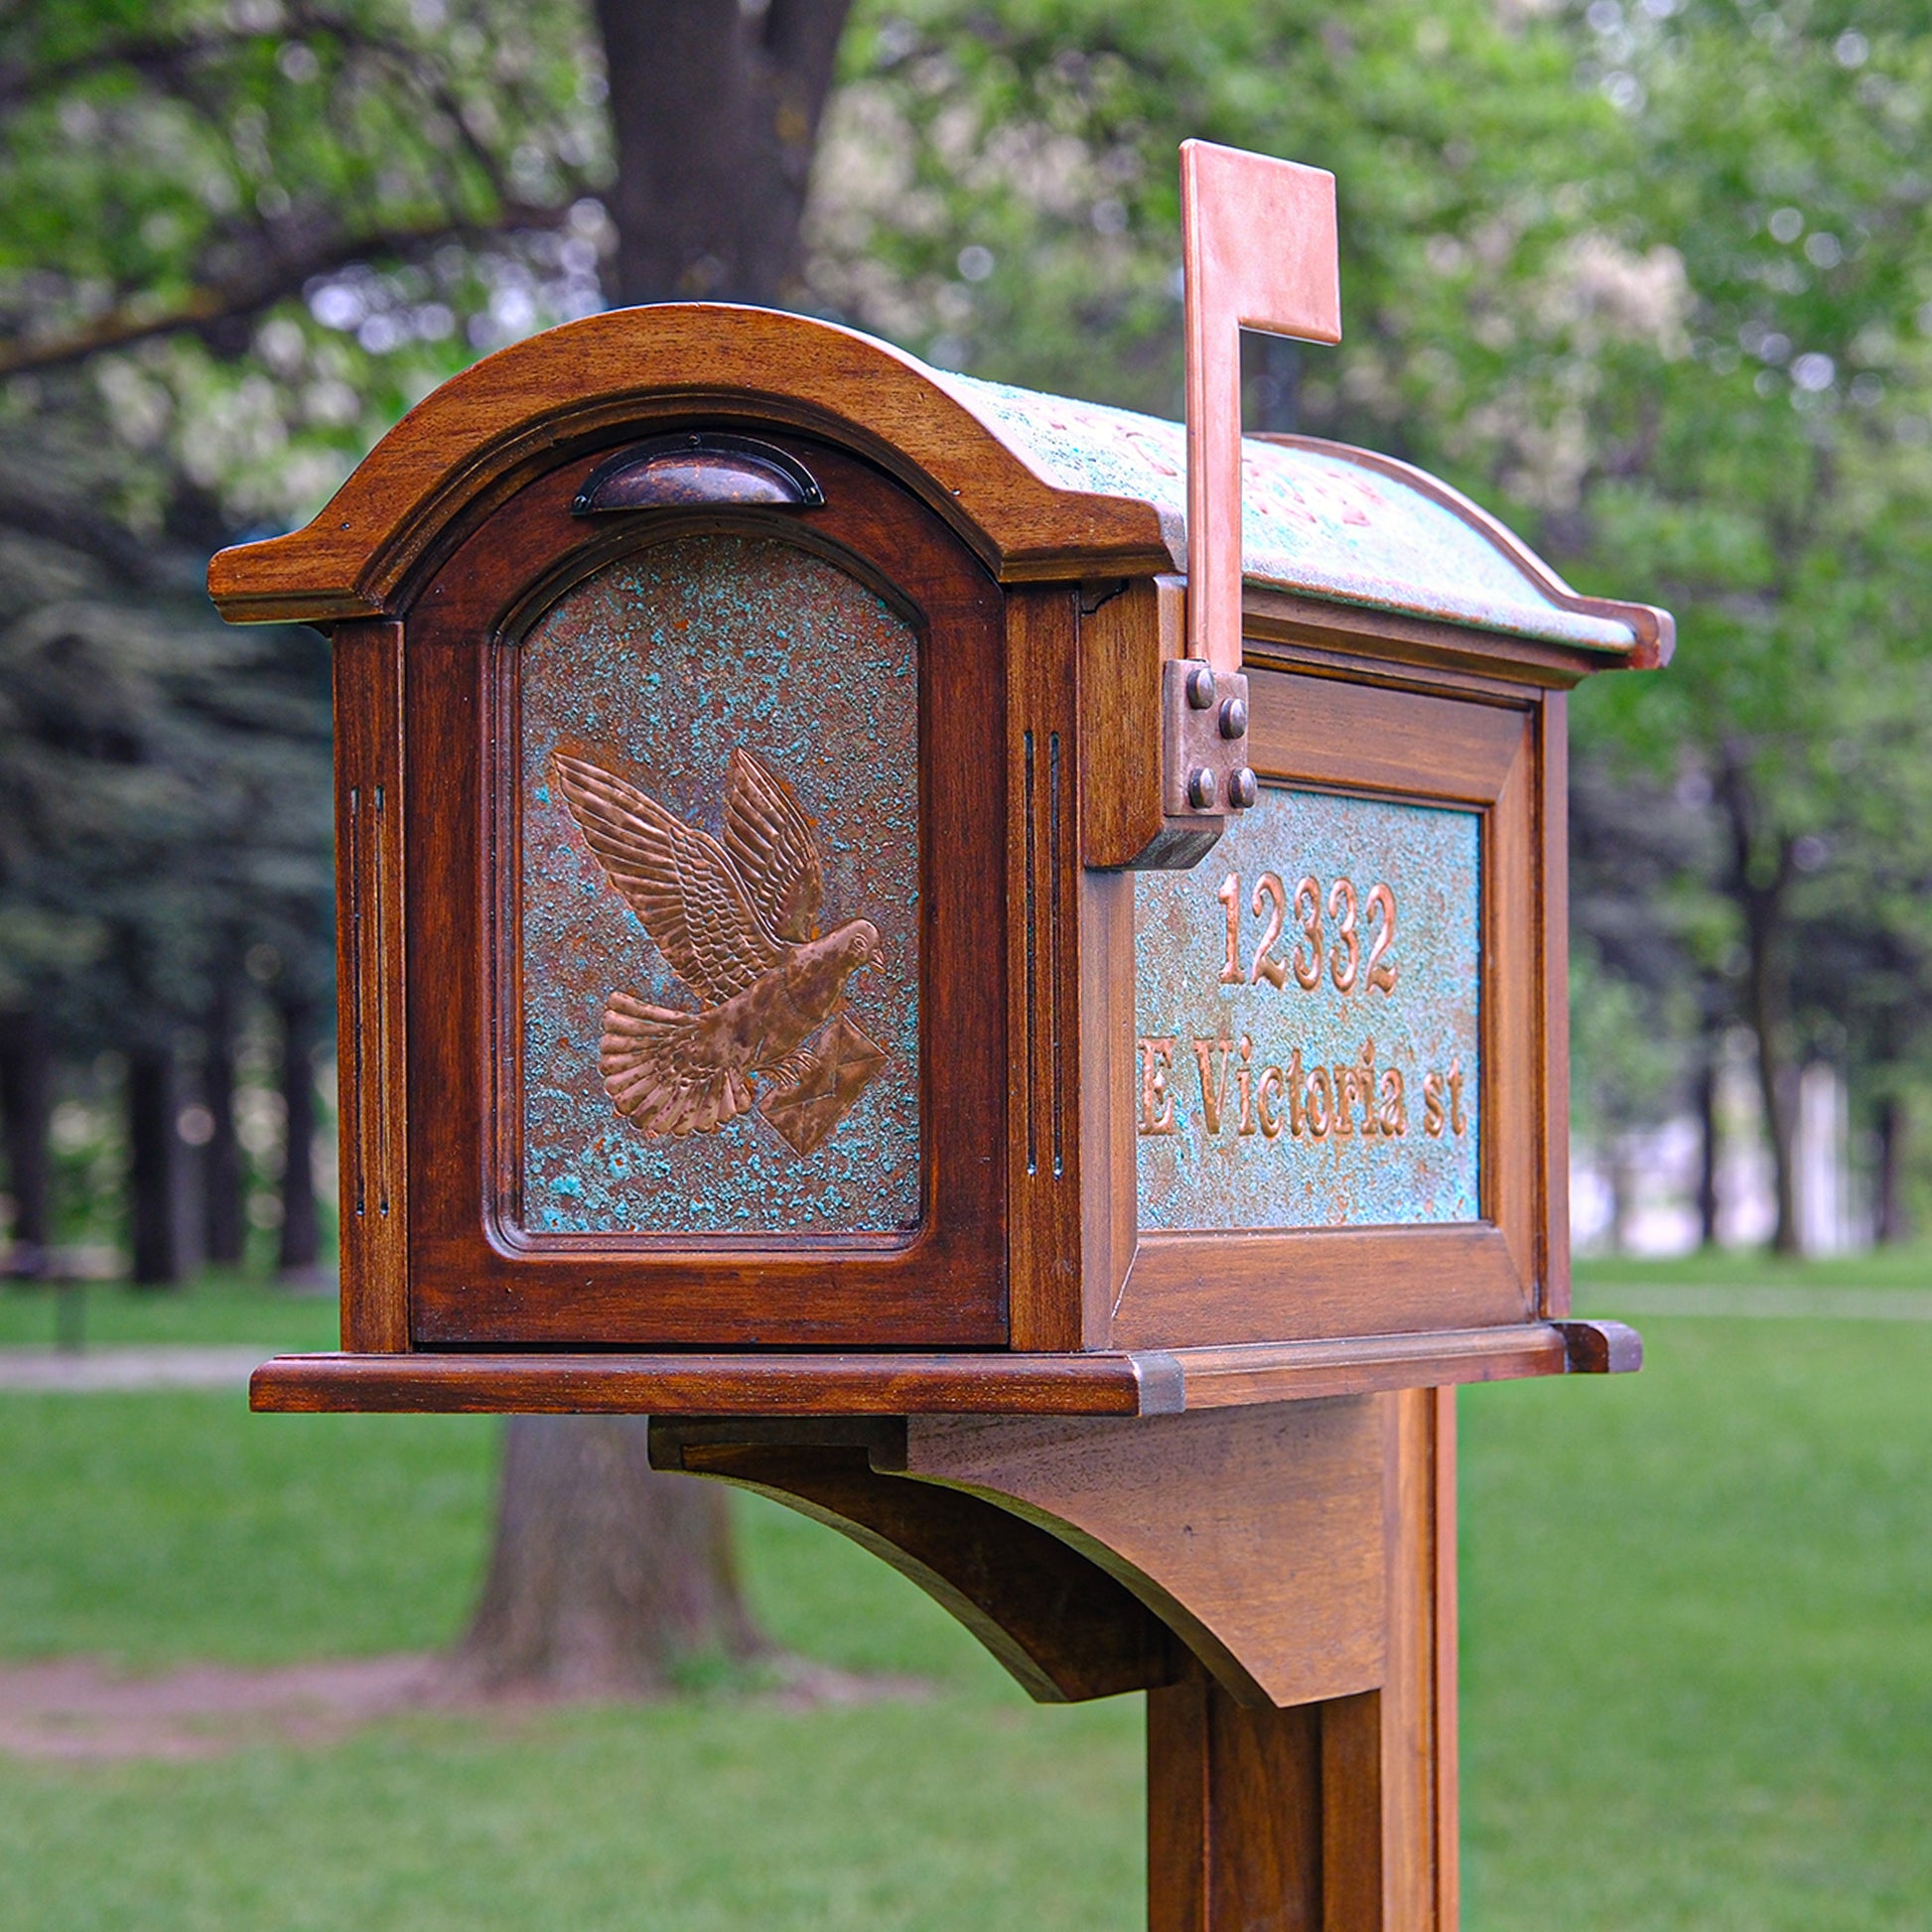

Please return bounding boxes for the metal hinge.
[1162,658,1256,820]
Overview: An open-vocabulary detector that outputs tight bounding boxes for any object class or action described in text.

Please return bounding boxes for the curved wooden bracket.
[653,1394,1460,1926]
[650,1397,1392,1713]
[649,1419,1177,1704]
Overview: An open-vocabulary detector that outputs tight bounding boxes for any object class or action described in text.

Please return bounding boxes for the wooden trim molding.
[246,1319,1638,1417]
[332,620,409,1352]
[399,437,1012,1350]
[206,305,1173,623]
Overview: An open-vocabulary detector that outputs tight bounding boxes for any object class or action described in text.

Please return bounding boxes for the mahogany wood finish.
[1556,1316,1643,1374]
[206,305,1176,625]
[404,436,1010,1349]
[1145,1389,1456,1931]
[1078,574,1208,872]
[902,1400,1387,1710]
[1148,1668,1327,1931]
[649,1420,1179,1704]
[1077,577,1168,870]
[1539,691,1572,1316]
[639,1391,1455,1928]
[246,1318,1637,1417]
[1006,586,1087,1351]
[332,621,410,1353]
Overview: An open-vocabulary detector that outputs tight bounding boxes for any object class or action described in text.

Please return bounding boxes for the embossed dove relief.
[552,749,891,1157]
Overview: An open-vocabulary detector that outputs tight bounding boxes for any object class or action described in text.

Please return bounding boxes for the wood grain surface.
[902,1399,1388,1709]
[246,1320,1635,1416]
[653,1424,1177,1704]
[332,621,409,1353]
[207,304,1174,624]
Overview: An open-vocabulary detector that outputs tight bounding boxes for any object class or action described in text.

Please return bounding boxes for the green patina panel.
[517,533,921,1238]
[1135,787,1480,1231]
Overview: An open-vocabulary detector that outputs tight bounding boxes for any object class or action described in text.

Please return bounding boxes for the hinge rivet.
[1184,664,1217,710]
[1227,767,1258,809]
[1218,697,1248,740]
[1187,766,1219,809]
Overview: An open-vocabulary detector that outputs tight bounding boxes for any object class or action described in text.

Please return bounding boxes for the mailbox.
[209,311,1663,1401]
[211,147,1667,1928]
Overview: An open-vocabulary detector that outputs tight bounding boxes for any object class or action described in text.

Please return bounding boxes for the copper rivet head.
[1187,766,1219,809]
[1218,697,1248,740]
[1227,767,1259,809]
[1184,664,1218,710]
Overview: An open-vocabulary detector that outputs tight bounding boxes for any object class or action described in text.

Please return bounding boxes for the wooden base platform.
[248,1319,1638,1416]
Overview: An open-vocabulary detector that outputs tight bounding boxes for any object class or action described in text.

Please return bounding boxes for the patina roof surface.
[933,370,1635,652]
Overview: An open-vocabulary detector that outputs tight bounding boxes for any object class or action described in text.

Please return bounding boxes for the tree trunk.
[0,1011,53,1278]
[1694,1048,1721,1248]
[276,991,321,1275]
[1606,1139,1631,1255]
[1746,950,1799,1255]
[594,0,852,306]
[128,1044,182,1286]
[452,1417,761,1694]
[203,972,246,1269]
[1874,1093,1909,1245]
[1718,753,1799,1254]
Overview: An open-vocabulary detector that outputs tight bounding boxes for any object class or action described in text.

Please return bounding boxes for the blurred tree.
[3,0,1924,1698]
[1549,2,1932,1250]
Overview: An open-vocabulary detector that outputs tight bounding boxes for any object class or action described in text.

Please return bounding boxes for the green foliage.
[4,0,1927,1233]
[1570,936,1690,1147]
[0,1,607,522]
[816,0,1628,445]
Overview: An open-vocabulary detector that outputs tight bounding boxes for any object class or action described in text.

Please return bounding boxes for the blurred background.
[0,3,1927,1928]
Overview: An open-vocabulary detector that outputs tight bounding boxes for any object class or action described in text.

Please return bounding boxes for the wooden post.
[655,1385,1459,1932]
[1144,1388,1455,1932]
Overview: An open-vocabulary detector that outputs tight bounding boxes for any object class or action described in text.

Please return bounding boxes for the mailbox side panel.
[1108,661,1562,1350]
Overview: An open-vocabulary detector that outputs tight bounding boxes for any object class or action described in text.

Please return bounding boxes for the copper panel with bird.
[517,534,921,1239]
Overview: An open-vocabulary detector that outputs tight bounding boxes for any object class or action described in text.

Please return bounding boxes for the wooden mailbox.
[212,147,1667,1930]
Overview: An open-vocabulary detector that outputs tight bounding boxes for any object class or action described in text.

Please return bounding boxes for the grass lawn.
[1574,1242,1932,1291]
[0,1270,339,1353]
[1,1262,1928,1928]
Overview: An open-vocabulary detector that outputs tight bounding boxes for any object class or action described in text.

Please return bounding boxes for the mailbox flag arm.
[1180,141,1342,678]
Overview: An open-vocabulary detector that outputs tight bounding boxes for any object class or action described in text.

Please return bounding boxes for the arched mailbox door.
[393,429,1011,1348]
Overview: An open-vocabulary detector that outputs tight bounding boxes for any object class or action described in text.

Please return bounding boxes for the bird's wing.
[552,753,784,1005]
[723,748,823,943]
